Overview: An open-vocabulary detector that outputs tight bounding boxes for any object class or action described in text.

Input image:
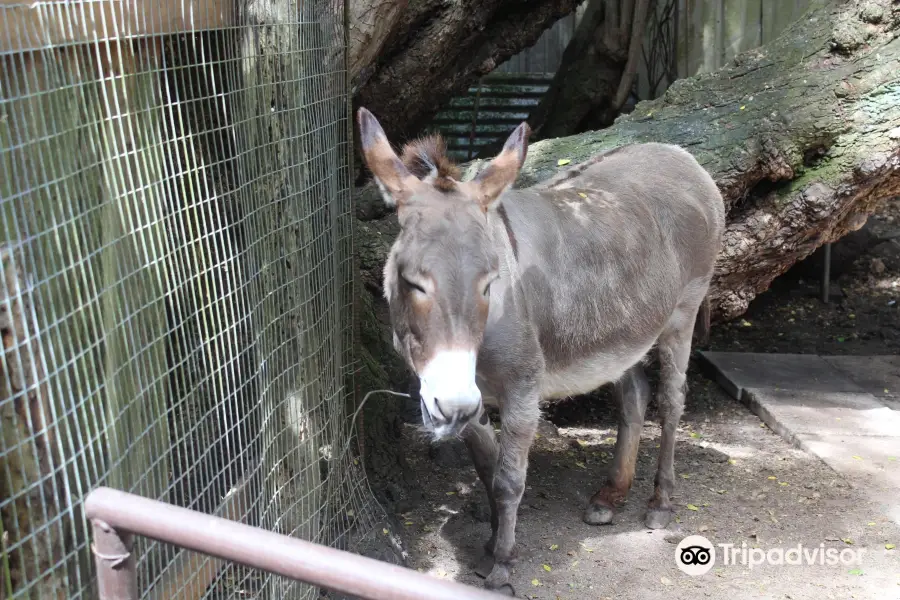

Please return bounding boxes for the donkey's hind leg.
[583,364,650,525]
[646,290,704,529]
[462,409,500,578]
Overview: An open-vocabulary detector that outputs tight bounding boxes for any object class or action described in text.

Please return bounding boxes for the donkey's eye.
[482,274,499,297]
[401,275,428,295]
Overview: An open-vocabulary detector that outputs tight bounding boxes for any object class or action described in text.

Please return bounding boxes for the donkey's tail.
[693,295,711,348]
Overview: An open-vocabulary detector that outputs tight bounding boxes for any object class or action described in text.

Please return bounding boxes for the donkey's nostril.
[433,397,449,422]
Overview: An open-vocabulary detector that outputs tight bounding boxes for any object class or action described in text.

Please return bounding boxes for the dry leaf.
[543,564,552,572]
[532,579,542,587]
[686,504,699,511]
[550,544,559,551]
[557,159,571,166]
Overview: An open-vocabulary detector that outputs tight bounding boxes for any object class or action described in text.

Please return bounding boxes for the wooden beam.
[0,0,235,54]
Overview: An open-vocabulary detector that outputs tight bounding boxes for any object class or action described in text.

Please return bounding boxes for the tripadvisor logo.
[675,535,866,576]
[675,535,716,576]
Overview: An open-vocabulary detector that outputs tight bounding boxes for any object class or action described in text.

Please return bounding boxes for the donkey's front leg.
[461,408,500,577]
[485,389,540,595]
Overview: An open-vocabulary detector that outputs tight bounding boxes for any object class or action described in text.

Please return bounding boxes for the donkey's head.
[357,107,529,439]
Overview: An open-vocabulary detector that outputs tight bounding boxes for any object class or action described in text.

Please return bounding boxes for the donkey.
[357,106,725,594]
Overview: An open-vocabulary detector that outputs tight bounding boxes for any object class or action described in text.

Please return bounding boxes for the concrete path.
[697,352,900,525]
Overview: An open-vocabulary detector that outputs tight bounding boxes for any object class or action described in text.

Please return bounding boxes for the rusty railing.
[85,487,506,600]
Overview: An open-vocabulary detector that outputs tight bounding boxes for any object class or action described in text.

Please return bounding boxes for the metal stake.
[91,518,138,600]
[821,242,832,303]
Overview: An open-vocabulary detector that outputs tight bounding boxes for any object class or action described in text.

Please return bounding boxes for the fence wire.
[0,0,383,597]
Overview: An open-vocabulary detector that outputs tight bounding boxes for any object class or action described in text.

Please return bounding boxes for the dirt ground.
[387,199,900,599]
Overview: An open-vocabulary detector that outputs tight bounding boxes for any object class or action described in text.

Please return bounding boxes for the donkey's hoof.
[645,508,674,530]
[474,553,495,579]
[582,503,615,525]
[494,583,516,597]
[485,562,513,592]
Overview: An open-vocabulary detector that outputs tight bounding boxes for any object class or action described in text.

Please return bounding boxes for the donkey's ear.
[358,107,420,207]
[471,122,530,208]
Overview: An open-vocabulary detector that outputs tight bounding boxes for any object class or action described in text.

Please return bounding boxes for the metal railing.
[85,487,506,600]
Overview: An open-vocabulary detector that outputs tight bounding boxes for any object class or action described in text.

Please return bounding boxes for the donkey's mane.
[401,134,460,192]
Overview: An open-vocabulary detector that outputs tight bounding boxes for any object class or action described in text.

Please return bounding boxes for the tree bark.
[353,0,900,366]
[349,0,582,150]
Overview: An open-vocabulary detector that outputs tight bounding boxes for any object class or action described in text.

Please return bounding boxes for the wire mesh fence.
[0,0,384,598]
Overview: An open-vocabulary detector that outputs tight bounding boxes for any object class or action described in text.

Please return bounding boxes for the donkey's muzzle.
[421,393,482,438]
[418,349,482,438]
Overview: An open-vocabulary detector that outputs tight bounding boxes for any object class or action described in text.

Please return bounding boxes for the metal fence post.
[91,518,138,600]
[821,242,832,303]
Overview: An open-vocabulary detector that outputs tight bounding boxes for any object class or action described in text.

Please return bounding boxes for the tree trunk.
[352,0,900,391]
[349,0,582,151]
[475,0,654,157]
[532,0,656,140]
[524,0,625,141]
